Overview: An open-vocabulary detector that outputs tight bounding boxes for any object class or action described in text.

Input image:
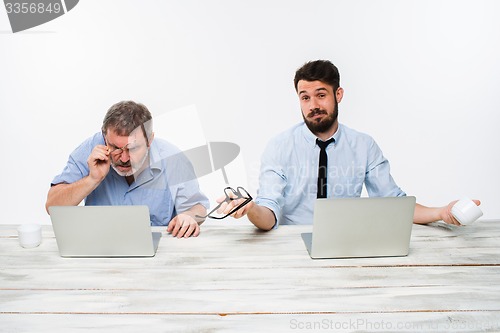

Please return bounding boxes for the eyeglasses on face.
[196,186,253,220]
[104,123,150,158]
[107,143,142,158]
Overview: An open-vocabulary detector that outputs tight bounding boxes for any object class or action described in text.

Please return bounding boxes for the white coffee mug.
[451,198,483,225]
[17,224,42,248]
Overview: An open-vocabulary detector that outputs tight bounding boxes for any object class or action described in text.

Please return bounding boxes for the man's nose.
[120,149,130,162]
[309,97,319,110]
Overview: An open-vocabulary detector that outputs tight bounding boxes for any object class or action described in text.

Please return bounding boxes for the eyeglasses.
[104,123,150,158]
[196,186,253,220]
[108,143,141,158]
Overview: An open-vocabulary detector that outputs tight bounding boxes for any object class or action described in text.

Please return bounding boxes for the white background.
[1,0,498,225]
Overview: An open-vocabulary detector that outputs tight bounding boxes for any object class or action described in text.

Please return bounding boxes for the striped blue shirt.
[51,133,209,226]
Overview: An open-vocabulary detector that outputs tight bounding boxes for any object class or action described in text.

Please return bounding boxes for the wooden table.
[1,221,500,332]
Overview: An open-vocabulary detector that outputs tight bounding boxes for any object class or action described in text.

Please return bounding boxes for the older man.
[46,100,208,238]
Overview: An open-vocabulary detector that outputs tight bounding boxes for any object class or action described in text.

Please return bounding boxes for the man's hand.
[45,145,113,212]
[440,199,481,225]
[216,197,254,219]
[88,145,111,184]
[212,193,276,231]
[167,214,200,238]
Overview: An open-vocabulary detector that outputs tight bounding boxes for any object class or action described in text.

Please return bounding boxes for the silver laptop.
[302,196,416,259]
[49,205,161,257]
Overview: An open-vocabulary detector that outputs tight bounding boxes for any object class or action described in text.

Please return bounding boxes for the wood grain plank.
[1,312,499,333]
[1,266,500,313]
[2,223,500,268]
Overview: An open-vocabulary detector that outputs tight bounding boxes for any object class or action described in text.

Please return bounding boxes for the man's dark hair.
[101,101,153,142]
[293,60,341,92]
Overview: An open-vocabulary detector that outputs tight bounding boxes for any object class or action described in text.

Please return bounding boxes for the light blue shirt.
[51,133,209,226]
[255,123,406,226]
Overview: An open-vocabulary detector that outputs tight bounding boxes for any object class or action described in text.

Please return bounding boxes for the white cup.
[451,198,483,225]
[17,224,42,248]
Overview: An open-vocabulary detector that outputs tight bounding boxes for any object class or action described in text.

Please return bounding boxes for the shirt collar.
[301,122,342,149]
[148,140,164,172]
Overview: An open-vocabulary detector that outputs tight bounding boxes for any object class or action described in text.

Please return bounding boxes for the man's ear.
[336,87,344,103]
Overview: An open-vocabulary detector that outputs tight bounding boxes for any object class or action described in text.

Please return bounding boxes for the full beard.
[303,105,339,135]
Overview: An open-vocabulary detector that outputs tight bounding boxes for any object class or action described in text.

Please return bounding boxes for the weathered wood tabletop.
[1,221,499,332]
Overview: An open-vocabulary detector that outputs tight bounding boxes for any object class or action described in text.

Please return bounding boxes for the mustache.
[307,108,327,118]
[113,160,131,167]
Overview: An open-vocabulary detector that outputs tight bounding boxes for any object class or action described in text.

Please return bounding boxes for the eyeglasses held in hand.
[196,186,253,220]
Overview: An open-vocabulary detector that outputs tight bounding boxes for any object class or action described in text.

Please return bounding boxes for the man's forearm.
[413,203,441,224]
[45,176,100,213]
[247,204,276,231]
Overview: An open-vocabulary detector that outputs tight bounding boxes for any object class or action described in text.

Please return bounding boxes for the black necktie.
[316,138,335,198]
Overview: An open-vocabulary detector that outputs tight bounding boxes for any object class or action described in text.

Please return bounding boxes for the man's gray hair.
[101,101,153,142]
